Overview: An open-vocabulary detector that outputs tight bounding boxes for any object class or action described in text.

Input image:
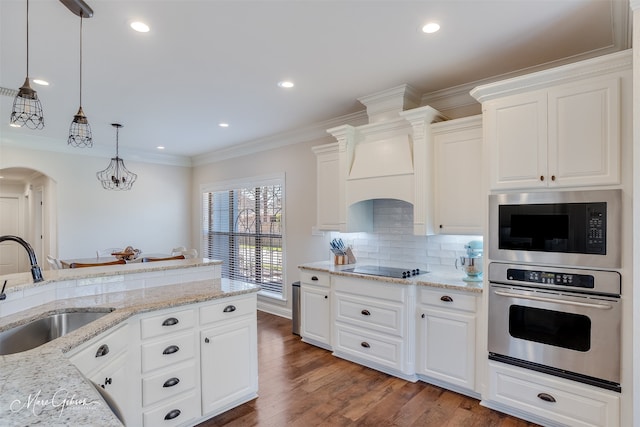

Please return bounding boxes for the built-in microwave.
[489,189,621,268]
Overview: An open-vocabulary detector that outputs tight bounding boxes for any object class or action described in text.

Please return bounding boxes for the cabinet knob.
[421,313,425,318]
[540,175,545,181]
[439,224,443,229]
[163,377,180,388]
[311,276,319,281]
[162,317,179,326]
[223,305,236,313]
[360,342,370,348]
[204,337,210,344]
[104,377,112,386]
[324,295,328,299]
[440,295,453,303]
[162,345,180,355]
[551,175,556,181]
[95,344,109,358]
[164,409,181,420]
[537,392,556,403]
[361,309,371,316]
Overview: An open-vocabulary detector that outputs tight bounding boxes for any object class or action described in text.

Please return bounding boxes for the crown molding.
[192,110,368,167]
[1,133,192,167]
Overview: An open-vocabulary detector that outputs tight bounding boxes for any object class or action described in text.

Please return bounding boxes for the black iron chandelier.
[96,123,137,190]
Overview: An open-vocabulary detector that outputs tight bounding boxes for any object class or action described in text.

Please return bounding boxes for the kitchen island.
[0,259,260,426]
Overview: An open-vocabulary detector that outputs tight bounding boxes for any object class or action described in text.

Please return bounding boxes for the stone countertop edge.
[0,258,224,294]
[0,278,260,427]
[298,261,483,294]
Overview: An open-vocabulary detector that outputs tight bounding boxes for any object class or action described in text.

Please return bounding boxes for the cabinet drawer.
[300,270,330,287]
[142,361,197,407]
[140,308,195,340]
[141,332,195,373]
[334,324,403,370]
[142,390,199,427]
[69,323,130,376]
[335,293,404,336]
[419,288,477,313]
[488,361,619,427]
[199,295,255,326]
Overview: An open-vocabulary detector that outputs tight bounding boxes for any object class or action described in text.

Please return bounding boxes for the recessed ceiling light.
[130,21,150,33]
[219,122,229,128]
[277,81,294,89]
[157,146,165,150]
[422,22,440,34]
[32,79,49,86]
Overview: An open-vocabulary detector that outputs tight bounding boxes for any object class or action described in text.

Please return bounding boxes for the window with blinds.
[202,180,283,297]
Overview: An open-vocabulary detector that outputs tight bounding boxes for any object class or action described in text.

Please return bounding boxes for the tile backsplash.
[334,199,483,271]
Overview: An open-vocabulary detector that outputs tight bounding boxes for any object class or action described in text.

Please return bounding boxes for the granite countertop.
[0,258,223,295]
[298,261,483,293]
[0,278,260,427]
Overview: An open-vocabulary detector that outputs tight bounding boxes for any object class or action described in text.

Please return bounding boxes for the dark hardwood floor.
[198,311,540,427]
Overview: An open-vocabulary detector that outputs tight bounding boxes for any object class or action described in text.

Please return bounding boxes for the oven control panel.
[507,268,594,289]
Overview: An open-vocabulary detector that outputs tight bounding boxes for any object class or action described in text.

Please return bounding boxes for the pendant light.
[10,0,44,130]
[67,12,92,147]
[96,124,138,190]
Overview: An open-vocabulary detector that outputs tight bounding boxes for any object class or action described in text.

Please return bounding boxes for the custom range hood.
[327,85,446,235]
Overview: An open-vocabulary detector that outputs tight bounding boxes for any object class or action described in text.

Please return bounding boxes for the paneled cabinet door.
[300,284,331,348]
[485,77,620,190]
[433,116,483,235]
[88,352,130,425]
[417,308,476,392]
[313,144,341,230]
[200,318,258,417]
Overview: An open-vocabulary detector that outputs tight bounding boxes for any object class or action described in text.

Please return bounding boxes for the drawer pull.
[223,305,236,313]
[95,344,109,358]
[162,317,179,326]
[204,337,210,344]
[164,409,181,420]
[440,295,453,302]
[163,345,180,355]
[311,276,319,281]
[537,393,556,403]
[324,295,328,299]
[361,342,370,348]
[104,377,112,386]
[361,309,371,316]
[163,377,180,388]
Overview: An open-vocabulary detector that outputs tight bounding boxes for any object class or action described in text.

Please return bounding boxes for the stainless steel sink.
[0,309,114,355]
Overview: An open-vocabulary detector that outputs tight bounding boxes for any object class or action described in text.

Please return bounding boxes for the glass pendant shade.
[96,124,137,191]
[10,0,44,130]
[68,14,92,147]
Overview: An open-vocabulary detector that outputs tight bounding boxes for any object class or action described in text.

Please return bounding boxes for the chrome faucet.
[0,235,44,283]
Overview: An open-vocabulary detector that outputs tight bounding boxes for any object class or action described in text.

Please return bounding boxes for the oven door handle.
[493,290,614,310]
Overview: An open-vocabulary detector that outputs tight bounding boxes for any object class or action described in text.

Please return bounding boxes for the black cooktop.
[342,265,424,279]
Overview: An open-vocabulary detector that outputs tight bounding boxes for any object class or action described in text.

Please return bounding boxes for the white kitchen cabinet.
[432,115,483,235]
[485,361,620,427]
[299,270,331,349]
[482,74,622,190]
[416,287,477,395]
[68,323,132,425]
[200,294,258,418]
[332,275,416,380]
[312,143,341,231]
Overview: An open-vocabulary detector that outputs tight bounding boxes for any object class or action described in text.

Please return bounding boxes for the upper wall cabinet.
[471,50,631,191]
[432,116,483,235]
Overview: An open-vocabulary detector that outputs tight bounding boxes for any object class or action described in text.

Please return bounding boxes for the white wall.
[0,144,191,260]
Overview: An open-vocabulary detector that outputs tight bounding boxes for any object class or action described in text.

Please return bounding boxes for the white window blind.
[202,180,283,296]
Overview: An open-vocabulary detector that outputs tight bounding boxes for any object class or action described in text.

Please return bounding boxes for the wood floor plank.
[197,311,541,427]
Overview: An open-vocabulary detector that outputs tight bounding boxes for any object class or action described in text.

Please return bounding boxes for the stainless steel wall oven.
[488,262,621,392]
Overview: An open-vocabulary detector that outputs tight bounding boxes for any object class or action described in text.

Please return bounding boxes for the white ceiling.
[0,0,631,164]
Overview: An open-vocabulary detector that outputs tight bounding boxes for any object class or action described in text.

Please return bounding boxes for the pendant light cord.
[26,0,29,77]
[79,14,83,107]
